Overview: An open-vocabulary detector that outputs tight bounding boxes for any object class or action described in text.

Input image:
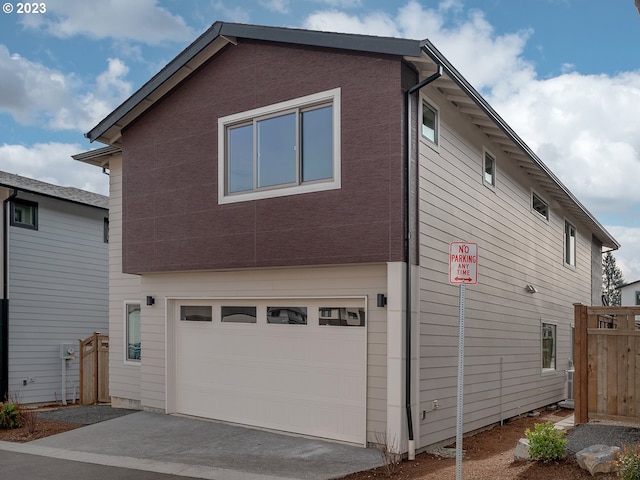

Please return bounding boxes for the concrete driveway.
[0,411,383,480]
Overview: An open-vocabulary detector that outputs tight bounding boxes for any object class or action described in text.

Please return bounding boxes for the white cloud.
[492,72,640,217]
[260,0,290,14]
[211,1,251,23]
[22,0,194,45]
[304,1,535,90]
[607,227,640,282]
[302,0,640,221]
[0,47,131,131]
[0,143,109,195]
[314,0,363,7]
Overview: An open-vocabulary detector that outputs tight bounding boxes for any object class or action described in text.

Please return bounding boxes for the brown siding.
[122,40,406,273]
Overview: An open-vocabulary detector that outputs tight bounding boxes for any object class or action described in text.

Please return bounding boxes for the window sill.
[219,179,340,205]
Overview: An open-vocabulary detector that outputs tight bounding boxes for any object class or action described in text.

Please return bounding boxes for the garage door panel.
[174,299,367,445]
[177,385,365,444]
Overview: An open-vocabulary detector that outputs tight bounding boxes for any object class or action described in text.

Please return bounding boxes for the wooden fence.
[574,304,640,425]
[79,332,109,405]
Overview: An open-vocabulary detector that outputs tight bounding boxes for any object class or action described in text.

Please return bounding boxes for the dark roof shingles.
[0,171,108,209]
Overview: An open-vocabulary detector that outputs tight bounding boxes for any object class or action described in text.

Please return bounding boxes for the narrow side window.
[541,322,556,370]
[103,218,109,243]
[126,303,141,362]
[564,221,576,267]
[421,101,438,144]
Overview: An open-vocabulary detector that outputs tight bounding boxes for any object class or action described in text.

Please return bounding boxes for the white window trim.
[218,88,341,205]
[419,97,440,149]
[124,300,141,365]
[531,190,550,222]
[482,147,496,189]
[541,320,558,374]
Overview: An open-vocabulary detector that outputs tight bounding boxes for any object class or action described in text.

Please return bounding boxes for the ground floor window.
[126,303,141,362]
[542,322,556,370]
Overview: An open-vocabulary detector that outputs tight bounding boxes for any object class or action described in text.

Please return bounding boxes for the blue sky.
[1,0,640,279]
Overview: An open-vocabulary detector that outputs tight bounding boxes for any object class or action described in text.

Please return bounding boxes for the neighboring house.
[0,172,109,404]
[76,23,619,454]
[619,280,640,306]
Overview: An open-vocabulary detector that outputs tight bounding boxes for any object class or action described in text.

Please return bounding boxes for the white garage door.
[173,298,367,444]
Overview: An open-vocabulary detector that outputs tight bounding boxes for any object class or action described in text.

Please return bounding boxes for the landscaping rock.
[514,438,530,461]
[576,444,621,475]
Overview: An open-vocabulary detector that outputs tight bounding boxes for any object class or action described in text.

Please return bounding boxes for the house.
[619,280,640,306]
[0,172,109,404]
[76,23,619,454]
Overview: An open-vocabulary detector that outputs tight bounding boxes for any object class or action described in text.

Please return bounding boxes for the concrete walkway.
[555,413,574,431]
[0,411,384,480]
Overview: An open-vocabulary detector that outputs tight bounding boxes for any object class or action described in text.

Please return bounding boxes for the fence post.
[574,303,588,424]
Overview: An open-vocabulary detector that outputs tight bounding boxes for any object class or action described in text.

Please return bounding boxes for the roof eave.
[86,21,227,145]
[72,145,121,168]
[418,41,619,251]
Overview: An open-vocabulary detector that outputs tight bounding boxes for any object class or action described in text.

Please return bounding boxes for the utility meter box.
[60,343,76,360]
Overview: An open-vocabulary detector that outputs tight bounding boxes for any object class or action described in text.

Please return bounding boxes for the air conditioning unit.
[559,369,575,409]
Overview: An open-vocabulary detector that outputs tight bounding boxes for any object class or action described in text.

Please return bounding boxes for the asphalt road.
[0,450,204,480]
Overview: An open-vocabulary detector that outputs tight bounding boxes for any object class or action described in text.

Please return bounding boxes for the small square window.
[10,200,38,230]
[221,306,257,323]
[483,151,495,187]
[180,305,212,322]
[532,193,549,220]
[421,102,438,143]
[319,307,365,327]
[542,322,556,370]
[564,221,576,267]
[267,307,307,325]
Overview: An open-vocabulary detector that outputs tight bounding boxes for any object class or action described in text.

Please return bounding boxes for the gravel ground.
[36,405,138,425]
[566,423,640,454]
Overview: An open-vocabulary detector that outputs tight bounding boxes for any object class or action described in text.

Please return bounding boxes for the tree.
[602,252,624,306]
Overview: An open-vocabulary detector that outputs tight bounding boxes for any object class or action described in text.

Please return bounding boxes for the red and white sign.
[449,242,478,285]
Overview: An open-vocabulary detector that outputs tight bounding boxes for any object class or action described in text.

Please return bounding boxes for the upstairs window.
[10,199,38,230]
[219,88,341,204]
[421,101,438,144]
[564,221,576,267]
[532,192,549,220]
[483,150,496,187]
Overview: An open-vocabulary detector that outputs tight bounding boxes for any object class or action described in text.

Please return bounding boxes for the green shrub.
[0,402,21,429]
[525,421,567,462]
[616,444,640,480]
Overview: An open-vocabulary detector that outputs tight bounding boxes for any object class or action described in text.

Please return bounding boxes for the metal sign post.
[456,283,465,480]
[449,242,478,480]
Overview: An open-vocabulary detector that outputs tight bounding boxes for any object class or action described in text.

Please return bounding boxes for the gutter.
[1,188,18,400]
[404,62,442,460]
